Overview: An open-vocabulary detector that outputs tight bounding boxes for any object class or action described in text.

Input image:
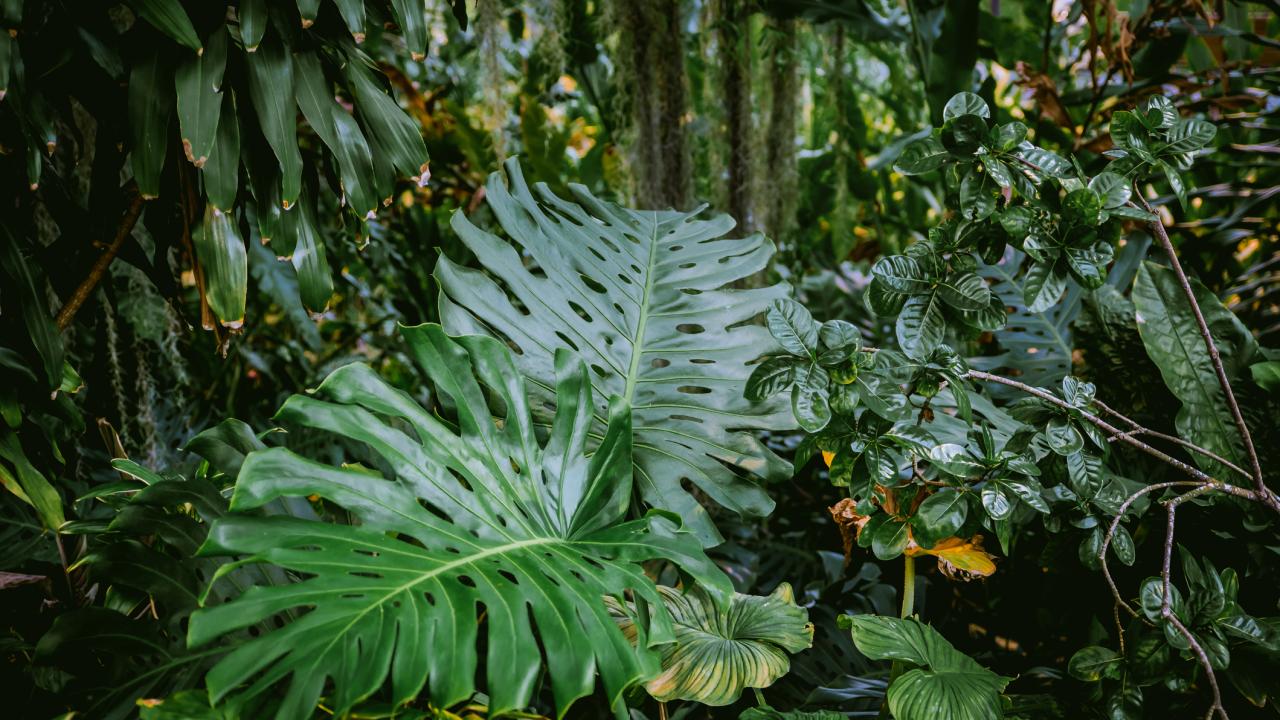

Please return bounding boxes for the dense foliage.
[2,1,1278,719]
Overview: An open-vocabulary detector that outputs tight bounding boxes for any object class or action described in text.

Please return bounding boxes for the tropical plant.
[436,160,797,545]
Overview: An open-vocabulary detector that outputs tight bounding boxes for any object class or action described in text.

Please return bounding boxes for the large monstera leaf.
[187,325,730,719]
[607,583,814,706]
[437,160,795,544]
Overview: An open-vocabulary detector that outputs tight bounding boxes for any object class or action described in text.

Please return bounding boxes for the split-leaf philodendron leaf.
[187,325,731,719]
[607,582,814,706]
[437,159,796,545]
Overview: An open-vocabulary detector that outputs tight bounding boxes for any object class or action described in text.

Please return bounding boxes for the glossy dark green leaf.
[1005,479,1049,513]
[1111,524,1136,566]
[1023,259,1068,313]
[990,121,1026,152]
[980,484,1012,520]
[202,91,240,210]
[846,615,1009,720]
[344,49,429,186]
[896,292,945,360]
[1065,243,1113,289]
[959,169,994,221]
[1067,645,1120,682]
[173,25,226,168]
[332,0,366,40]
[746,357,797,402]
[1139,577,1182,621]
[872,519,911,560]
[296,0,321,27]
[1159,160,1187,210]
[389,0,428,59]
[437,161,793,545]
[928,444,984,478]
[1087,172,1131,209]
[767,298,819,356]
[281,196,333,314]
[1045,417,1083,456]
[127,52,173,199]
[192,205,247,328]
[984,156,1013,188]
[1138,96,1177,130]
[239,0,266,51]
[1063,188,1103,226]
[188,327,731,719]
[942,92,989,122]
[937,272,990,311]
[245,32,302,207]
[941,114,986,155]
[914,488,968,543]
[607,583,812,706]
[1133,262,1258,478]
[1018,146,1072,178]
[873,255,932,294]
[130,0,201,52]
[791,365,832,432]
[819,319,861,352]
[1164,119,1215,153]
[293,52,379,218]
[894,136,949,174]
[1251,360,1280,394]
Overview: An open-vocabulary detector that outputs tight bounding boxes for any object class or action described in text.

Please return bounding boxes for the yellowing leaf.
[908,535,997,579]
[822,450,835,467]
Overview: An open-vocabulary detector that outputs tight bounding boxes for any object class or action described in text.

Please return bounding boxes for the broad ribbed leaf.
[1132,262,1259,478]
[896,292,945,359]
[1023,259,1068,313]
[846,616,1009,720]
[1165,119,1215,153]
[188,326,730,719]
[174,26,226,168]
[127,52,173,198]
[437,160,794,545]
[894,137,949,175]
[942,92,990,121]
[607,583,812,706]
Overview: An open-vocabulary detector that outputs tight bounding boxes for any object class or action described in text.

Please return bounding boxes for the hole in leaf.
[676,385,712,395]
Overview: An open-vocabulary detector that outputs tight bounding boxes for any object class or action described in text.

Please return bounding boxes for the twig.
[1161,486,1230,720]
[1135,192,1274,512]
[1096,480,1200,619]
[55,186,145,330]
[1093,399,1252,481]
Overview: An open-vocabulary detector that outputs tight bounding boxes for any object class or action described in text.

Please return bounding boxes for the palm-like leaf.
[437,160,795,544]
[187,325,730,719]
[607,582,813,706]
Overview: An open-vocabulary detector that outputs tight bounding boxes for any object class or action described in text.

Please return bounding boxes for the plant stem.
[900,553,915,618]
[55,186,144,330]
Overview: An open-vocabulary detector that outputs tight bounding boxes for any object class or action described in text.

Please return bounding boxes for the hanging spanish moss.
[761,18,799,245]
[712,0,756,233]
[606,0,693,210]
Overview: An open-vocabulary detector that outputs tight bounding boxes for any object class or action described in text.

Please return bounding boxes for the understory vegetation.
[2,1,1278,719]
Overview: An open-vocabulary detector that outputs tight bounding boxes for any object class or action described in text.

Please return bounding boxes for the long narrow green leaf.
[202,91,240,210]
[0,226,63,386]
[174,25,227,167]
[332,0,366,40]
[0,430,64,530]
[389,0,427,59]
[293,52,378,218]
[245,31,301,207]
[127,52,173,198]
[192,205,247,328]
[343,49,429,186]
[282,194,333,313]
[239,0,266,51]
[130,0,202,52]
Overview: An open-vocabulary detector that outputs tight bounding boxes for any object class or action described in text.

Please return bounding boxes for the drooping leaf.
[293,52,378,219]
[192,205,247,328]
[130,0,201,52]
[238,0,266,51]
[245,31,301,207]
[0,430,64,529]
[173,25,226,168]
[280,194,333,314]
[437,160,794,544]
[845,616,1009,720]
[607,583,813,706]
[202,91,240,210]
[127,52,173,199]
[344,48,429,186]
[0,226,63,386]
[189,326,731,719]
[1132,262,1258,478]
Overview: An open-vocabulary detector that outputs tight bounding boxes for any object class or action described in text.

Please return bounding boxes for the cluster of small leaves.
[880,93,1215,354]
[1070,548,1280,717]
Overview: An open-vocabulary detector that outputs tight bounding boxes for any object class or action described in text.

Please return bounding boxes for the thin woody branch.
[55,186,145,331]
